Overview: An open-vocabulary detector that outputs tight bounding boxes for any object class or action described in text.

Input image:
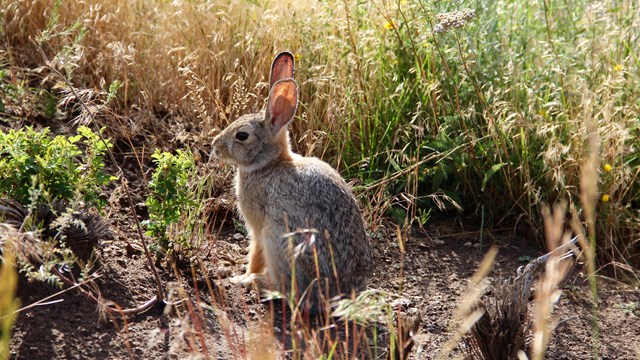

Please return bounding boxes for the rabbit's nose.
[210,135,230,164]
[210,136,221,159]
[210,147,221,162]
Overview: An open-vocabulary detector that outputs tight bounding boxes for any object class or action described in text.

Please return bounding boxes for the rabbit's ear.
[265,79,298,135]
[269,51,295,89]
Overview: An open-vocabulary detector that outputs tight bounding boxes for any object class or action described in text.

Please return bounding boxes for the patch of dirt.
[389,231,640,359]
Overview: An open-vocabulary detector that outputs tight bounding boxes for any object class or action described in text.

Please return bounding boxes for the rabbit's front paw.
[230,272,260,288]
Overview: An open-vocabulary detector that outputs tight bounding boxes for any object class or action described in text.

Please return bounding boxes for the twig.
[5,274,101,318]
[516,235,580,279]
[50,267,158,316]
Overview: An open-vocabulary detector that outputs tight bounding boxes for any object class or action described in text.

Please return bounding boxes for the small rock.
[216,267,231,278]
[125,244,143,256]
[426,325,439,333]
[433,239,445,245]
[391,297,412,309]
[233,233,244,240]
[473,243,482,249]
[464,242,472,247]
[230,243,244,253]
[407,307,419,316]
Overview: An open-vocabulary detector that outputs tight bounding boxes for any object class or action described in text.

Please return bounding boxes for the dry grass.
[530,203,577,360]
[2,0,356,147]
[149,258,397,359]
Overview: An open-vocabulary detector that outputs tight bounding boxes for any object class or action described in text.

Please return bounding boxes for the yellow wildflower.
[603,163,612,172]
[602,194,610,202]
[384,21,394,30]
[613,64,623,72]
[294,53,302,61]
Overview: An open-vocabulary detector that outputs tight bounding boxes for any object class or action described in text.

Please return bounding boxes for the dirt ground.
[7,150,640,360]
[8,217,640,359]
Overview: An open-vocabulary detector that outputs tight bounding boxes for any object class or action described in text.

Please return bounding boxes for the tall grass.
[3,0,638,267]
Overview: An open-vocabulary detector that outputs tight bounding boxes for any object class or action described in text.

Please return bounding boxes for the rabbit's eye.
[235,131,249,141]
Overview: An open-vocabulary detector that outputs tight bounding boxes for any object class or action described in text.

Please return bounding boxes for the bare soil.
[7,149,640,360]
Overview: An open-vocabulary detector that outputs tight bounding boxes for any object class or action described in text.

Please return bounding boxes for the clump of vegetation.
[144,149,196,257]
[0,67,58,121]
[0,126,115,208]
[0,126,115,285]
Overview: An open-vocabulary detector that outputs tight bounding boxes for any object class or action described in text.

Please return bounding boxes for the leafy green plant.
[144,149,196,255]
[0,126,114,287]
[0,126,116,209]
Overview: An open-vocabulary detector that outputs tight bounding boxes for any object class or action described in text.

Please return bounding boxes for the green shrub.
[0,126,116,209]
[144,149,196,255]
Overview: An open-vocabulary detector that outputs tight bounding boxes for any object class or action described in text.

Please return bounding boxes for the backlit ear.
[265,79,298,135]
[269,51,295,89]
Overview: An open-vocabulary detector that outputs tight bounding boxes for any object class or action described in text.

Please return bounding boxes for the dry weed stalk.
[437,246,498,359]
[464,234,580,360]
[530,202,575,360]
[572,91,602,355]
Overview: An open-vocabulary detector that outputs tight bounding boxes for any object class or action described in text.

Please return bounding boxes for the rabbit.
[211,51,372,313]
